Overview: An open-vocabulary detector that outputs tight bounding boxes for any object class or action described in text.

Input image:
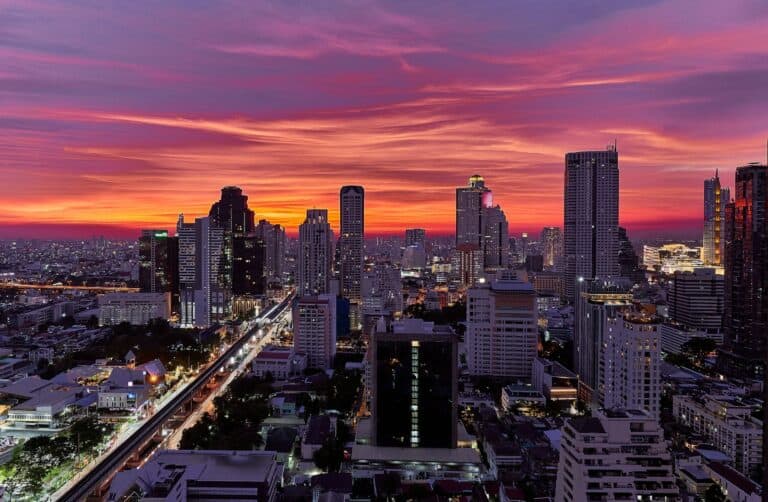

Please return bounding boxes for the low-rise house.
[107,449,282,502]
[302,415,333,460]
[252,346,307,380]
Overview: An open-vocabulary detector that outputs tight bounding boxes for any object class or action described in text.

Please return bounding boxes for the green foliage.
[326,370,362,415]
[681,337,717,366]
[313,421,349,473]
[0,416,112,496]
[180,374,272,451]
[703,483,726,502]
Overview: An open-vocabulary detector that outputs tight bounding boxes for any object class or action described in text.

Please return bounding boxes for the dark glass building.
[138,230,178,311]
[232,235,265,296]
[720,163,768,379]
[371,319,457,449]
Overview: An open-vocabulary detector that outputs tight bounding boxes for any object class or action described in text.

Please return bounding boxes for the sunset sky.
[1,0,767,239]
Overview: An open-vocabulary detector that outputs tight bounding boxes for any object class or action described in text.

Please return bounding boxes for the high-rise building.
[617,226,643,284]
[456,174,492,248]
[455,244,483,287]
[540,226,563,270]
[555,410,679,502]
[574,279,632,402]
[371,319,457,448]
[232,235,265,296]
[293,294,337,369]
[564,148,620,300]
[193,216,228,327]
[138,230,178,311]
[483,205,509,271]
[465,271,537,380]
[702,170,730,266]
[298,209,334,296]
[255,219,286,283]
[721,163,768,377]
[177,214,197,327]
[601,314,661,418]
[339,186,364,323]
[661,267,724,354]
[208,185,255,235]
[405,228,426,248]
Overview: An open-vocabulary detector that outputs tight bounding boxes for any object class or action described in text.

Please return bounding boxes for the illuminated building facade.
[298,209,334,296]
[371,319,457,448]
[702,170,730,266]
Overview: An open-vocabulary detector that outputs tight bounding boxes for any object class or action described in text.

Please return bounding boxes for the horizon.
[3,1,767,240]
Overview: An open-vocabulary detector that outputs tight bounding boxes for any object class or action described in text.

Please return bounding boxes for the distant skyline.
[2,1,768,239]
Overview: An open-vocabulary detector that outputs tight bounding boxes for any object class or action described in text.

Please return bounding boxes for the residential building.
[601,314,661,418]
[466,271,537,380]
[564,148,620,300]
[255,219,286,283]
[98,292,170,326]
[293,294,337,369]
[532,357,578,408]
[574,278,632,402]
[298,209,334,296]
[673,394,762,477]
[107,450,281,502]
[555,409,679,502]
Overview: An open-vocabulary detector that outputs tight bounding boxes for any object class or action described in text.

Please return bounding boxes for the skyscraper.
[177,214,197,327]
[404,228,426,248]
[456,174,492,248]
[209,186,256,299]
[138,229,173,294]
[721,163,768,378]
[702,170,730,266]
[540,226,563,270]
[339,186,364,321]
[208,185,255,235]
[298,209,333,296]
[255,219,286,283]
[661,268,724,354]
[465,271,537,380]
[564,147,620,300]
[193,216,228,327]
[482,205,509,270]
[371,319,457,448]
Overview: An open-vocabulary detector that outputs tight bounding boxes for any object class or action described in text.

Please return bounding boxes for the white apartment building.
[555,409,679,502]
[98,292,170,326]
[293,294,337,369]
[466,271,537,380]
[673,394,762,477]
[601,315,661,419]
[298,209,334,296]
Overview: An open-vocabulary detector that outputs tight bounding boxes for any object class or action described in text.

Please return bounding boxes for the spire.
[715,168,719,179]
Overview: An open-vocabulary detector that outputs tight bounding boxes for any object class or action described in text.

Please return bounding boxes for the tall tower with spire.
[703,170,730,266]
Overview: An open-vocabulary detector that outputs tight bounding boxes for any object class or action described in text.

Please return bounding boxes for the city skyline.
[3,1,768,239]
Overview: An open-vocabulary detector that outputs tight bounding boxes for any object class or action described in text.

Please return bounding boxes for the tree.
[681,337,717,367]
[312,422,348,473]
[703,483,726,502]
[86,314,100,329]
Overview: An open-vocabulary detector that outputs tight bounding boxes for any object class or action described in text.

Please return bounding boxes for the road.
[165,306,290,449]
[0,282,137,292]
[54,293,294,502]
